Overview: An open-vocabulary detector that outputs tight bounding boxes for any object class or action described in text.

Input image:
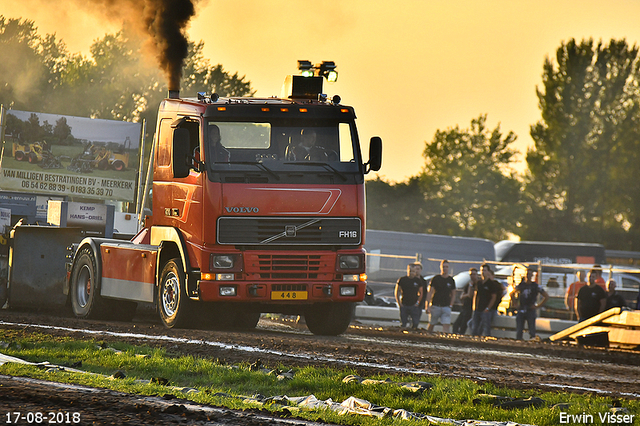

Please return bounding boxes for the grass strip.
[0,329,637,425]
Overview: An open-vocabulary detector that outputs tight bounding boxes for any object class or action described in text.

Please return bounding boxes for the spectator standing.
[394,263,424,329]
[416,263,429,311]
[575,269,607,322]
[452,268,478,335]
[425,260,457,333]
[605,279,627,310]
[564,271,586,319]
[593,264,607,286]
[471,264,501,336]
[511,267,549,340]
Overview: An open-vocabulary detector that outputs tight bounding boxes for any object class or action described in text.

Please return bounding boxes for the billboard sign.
[0,110,142,202]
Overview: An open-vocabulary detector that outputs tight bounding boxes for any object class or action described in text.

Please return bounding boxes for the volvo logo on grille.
[225,206,259,213]
[285,225,297,237]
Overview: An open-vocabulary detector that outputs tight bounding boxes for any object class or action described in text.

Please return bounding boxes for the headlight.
[339,255,360,269]
[216,273,234,281]
[219,285,237,296]
[213,255,234,269]
[340,286,357,296]
[342,274,359,282]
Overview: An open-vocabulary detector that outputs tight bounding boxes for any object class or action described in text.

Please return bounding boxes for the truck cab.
[68,73,382,335]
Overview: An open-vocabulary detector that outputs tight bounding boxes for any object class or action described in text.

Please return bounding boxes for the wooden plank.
[567,326,612,339]
[549,307,621,341]
[607,328,640,346]
[567,325,640,346]
[601,310,640,327]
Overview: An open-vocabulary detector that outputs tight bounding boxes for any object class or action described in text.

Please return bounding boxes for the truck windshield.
[205,121,359,171]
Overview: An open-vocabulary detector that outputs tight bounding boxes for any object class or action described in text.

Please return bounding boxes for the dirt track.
[1,308,639,425]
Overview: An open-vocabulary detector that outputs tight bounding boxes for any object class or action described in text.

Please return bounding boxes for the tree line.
[0,16,253,134]
[367,39,640,252]
[5,113,75,146]
[2,17,639,250]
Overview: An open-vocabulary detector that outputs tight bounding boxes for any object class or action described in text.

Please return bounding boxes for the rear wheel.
[304,302,354,336]
[0,279,7,308]
[28,152,38,163]
[14,151,24,161]
[70,247,107,319]
[157,258,191,328]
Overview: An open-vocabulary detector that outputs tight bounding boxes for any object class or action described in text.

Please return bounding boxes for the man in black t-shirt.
[394,263,424,329]
[471,263,502,336]
[575,269,607,322]
[452,268,478,334]
[426,260,456,333]
[511,267,549,340]
[605,279,627,310]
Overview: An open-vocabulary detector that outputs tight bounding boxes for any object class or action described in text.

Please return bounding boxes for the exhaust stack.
[168,90,180,99]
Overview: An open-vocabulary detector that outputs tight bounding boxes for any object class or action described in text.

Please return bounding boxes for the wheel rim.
[76,265,92,308]
[162,272,179,317]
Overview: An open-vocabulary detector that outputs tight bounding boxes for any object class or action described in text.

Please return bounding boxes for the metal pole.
[0,105,7,170]
[135,119,147,222]
[138,135,156,230]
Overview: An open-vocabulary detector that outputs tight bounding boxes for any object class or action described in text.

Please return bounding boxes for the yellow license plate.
[271,291,308,300]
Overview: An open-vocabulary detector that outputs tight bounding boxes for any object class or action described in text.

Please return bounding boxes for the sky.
[4,0,640,182]
[8,110,142,147]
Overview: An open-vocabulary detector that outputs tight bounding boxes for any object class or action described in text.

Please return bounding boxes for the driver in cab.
[286,129,336,161]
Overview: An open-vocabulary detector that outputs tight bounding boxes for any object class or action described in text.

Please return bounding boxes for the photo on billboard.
[0,110,142,202]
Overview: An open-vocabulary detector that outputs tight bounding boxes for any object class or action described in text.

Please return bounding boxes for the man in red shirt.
[565,271,586,320]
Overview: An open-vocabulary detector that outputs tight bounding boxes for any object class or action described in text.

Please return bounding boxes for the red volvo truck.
[67,70,382,335]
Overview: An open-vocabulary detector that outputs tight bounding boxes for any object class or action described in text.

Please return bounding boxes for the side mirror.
[172,128,191,178]
[365,136,382,173]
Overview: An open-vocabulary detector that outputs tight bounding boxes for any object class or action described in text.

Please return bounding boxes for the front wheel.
[157,258,191,328]
[234,309,261,330]
[304,302,354,336]
[70,247,106,318]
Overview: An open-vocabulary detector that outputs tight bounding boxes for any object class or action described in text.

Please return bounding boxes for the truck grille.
[217,217,361,245]
[245,253,334,280]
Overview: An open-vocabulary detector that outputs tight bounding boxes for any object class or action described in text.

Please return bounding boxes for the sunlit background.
[4,0,640,182]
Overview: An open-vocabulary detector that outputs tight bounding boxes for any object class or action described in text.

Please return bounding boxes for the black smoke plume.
[93,0,198,91]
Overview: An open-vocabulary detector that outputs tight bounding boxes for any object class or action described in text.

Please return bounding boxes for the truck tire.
[234,309,261,330]
[157,258,192,328]
[304,302,354,336]
[0,279,7,309]
[70,247,108,319]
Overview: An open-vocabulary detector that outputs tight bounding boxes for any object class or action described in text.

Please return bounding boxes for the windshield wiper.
[225,161,280,181]
[285,161,347,181]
